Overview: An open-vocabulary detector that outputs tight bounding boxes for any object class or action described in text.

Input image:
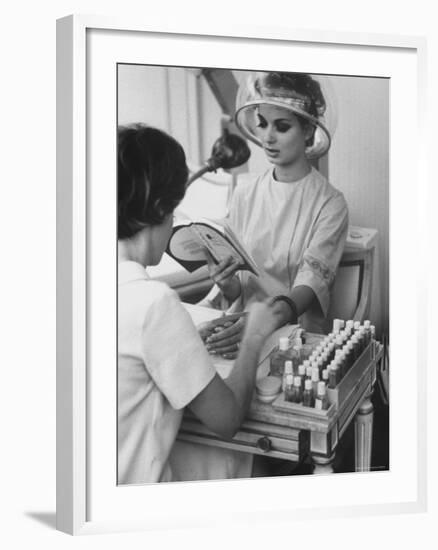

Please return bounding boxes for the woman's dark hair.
[256,72,326,146]
[118,124,188,239]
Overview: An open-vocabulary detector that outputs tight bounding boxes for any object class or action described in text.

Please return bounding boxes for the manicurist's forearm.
[188,333,264,440]
[224,333,265,424]
[189,302,279,439]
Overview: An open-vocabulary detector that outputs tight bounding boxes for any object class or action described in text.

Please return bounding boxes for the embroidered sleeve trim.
[299,254,335,286]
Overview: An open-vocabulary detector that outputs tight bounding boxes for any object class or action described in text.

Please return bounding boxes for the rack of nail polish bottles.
[271,318,378,419]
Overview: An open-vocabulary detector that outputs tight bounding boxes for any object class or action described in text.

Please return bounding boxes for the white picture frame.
[56,14,427,535]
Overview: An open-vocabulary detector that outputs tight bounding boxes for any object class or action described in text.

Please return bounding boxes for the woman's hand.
[204,316,246,359]
[197,321,215,343]
[204,251,241,303]
[203,299,282,359]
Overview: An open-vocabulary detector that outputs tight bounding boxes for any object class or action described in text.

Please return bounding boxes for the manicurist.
[117,124,278,484]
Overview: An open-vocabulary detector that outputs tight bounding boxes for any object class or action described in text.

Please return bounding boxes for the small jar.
[256,376,282,404]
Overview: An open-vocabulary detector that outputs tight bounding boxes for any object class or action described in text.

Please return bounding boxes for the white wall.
[329,76,389,335]
[119,65,220,166]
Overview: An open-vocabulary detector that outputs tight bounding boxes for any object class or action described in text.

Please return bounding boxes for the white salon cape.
[118,261,217,484]
[227,167,348,333]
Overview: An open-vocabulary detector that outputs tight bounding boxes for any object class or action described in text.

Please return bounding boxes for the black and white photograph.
[117,64,389,486]
[1,0,435,543]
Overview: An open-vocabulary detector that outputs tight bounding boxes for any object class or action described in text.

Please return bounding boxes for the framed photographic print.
[57,15,427,535]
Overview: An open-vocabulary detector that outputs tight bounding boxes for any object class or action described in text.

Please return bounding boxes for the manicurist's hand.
[268,298,297,328]
[204,250,241,303]
[205,300,280,359]
[243,301,281,343]
[189,301,279,440]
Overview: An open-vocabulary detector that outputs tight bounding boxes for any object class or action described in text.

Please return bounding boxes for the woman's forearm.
[289,285,316,315]
[272,285,317,327]
[222,275,241,303]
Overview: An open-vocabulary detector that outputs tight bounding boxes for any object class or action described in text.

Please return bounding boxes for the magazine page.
[191,223,250,267]
[222,221,259,274]
[167,216,259,275]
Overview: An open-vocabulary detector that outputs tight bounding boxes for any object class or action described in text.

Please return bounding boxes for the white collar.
[118,261,149,285]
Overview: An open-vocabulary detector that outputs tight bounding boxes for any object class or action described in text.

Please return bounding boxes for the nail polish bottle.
[298,364,306,391]
[284,374,294,402]
[334,334,344,352]
[334,349,346,378]
[363,320,371,345]
[345,341,354,371]
[282,360,293,391]
[317,357,325,377]
[291,339,303,373]
[291,376,303,404]
[350,334,360,361]
[315,381,329,411]
[327,342,336,362]
[328,362,339,389]
[270,337,292,378]
[311,367,320,395]
[303,378,315,407]
[332,319,343,334]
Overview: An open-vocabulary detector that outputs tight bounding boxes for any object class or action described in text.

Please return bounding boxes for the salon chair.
[326,226,377,327]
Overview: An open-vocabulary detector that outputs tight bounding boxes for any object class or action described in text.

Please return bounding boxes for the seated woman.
[204,71,349,358]
[117,123,279,485]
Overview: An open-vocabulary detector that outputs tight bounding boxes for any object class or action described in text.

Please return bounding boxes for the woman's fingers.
[207,340,240,355]
[215,343,239,354]
[206,317,244,344]
[198,316,238,343]
[213,259,241,283]
[206,320,244,354]
[207,255,240,284]
[197,321,215,341]
[207,330,241,346]
[221,351,238,360]
[206,333,241,353]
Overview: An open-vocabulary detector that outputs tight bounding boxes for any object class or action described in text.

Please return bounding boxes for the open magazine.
[166,215,259,275]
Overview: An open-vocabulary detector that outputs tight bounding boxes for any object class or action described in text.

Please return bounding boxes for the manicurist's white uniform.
[118,261,216,484]
[228,167,349,332]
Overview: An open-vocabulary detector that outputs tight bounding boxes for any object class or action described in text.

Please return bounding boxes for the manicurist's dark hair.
[118,124,188,239]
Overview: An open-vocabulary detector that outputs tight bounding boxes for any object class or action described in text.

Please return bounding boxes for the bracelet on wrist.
[271,295,299,324]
